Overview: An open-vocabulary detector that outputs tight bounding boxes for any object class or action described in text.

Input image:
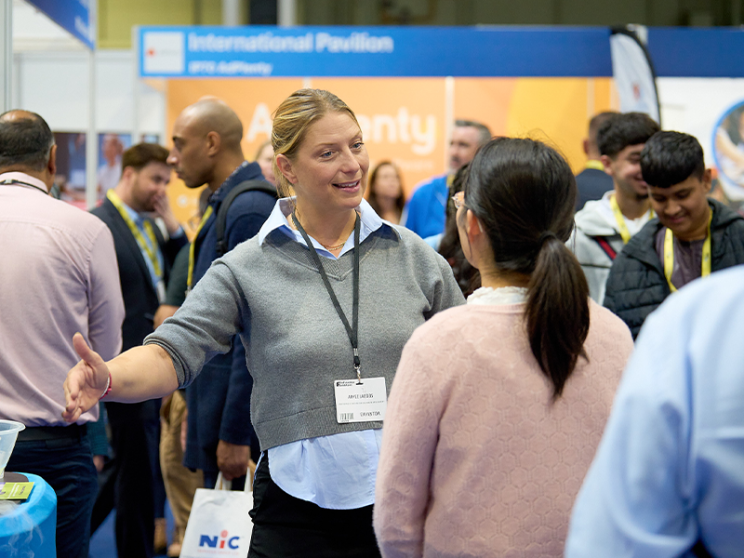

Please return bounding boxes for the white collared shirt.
[257,197,386,258]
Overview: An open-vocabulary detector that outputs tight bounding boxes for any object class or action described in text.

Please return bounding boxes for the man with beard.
[569,112,660,304]
[603,131,744,338]
[91,143,187,557]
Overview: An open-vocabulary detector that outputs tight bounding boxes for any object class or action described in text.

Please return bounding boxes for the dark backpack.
[214,179,277,257]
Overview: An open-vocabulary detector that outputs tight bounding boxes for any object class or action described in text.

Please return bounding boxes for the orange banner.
[165,77,615,234]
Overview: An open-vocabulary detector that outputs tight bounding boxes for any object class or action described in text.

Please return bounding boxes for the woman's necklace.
[320,241,346,251]
[289,208,354,252]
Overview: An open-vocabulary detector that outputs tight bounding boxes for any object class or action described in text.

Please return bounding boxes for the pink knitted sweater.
[374,299,633,558]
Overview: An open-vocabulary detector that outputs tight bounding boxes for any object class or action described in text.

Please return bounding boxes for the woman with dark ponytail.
[374,137,634,558]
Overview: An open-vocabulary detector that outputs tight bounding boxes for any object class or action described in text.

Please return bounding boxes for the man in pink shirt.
[0,110,124,558]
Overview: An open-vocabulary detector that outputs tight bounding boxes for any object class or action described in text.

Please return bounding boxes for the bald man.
[166,98,275,490]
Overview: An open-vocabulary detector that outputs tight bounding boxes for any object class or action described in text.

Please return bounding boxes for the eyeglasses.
[451,191,466,210]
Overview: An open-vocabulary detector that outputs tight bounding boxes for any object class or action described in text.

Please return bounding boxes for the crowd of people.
[0,86,742,558]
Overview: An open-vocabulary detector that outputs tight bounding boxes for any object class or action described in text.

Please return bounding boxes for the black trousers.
[248,454,382,558]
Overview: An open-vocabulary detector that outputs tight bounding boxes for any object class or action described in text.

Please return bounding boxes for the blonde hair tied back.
[271,89,360,198]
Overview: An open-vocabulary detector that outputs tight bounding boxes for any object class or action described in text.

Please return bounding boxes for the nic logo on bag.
[198,529,242,550]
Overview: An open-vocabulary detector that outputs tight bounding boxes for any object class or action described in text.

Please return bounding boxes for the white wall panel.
[14,49,164,137]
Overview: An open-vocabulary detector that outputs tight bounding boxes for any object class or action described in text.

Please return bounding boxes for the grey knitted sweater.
[146,224,464,450]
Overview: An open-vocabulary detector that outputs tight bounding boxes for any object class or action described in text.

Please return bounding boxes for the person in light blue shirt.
[565,264,744,558]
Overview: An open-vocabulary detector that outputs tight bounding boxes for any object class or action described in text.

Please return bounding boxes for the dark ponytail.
[526,236,589,398]
[465,137,589,399]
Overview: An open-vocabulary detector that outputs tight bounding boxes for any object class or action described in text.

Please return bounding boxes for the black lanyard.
[291,211,362,381]
[1,179,48,194]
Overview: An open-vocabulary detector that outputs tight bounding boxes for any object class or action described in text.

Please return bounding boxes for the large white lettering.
[186,31,393,54]
[357,108,436,155]
[246,103,273,142]
[315,32,394,53]
[188,32,313,53]
[410,114,437,155]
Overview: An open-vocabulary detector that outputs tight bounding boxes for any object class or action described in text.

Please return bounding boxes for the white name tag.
[334,377,387,424]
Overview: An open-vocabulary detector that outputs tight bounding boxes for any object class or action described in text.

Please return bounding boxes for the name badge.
[334,377,387,424]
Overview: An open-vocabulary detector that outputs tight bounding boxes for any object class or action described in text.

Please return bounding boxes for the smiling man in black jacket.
[604,131,744,339]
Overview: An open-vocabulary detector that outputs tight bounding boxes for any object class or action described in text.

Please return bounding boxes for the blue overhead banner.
[138,26,612,78]
[647,28,744,78]
[25,0,95,50]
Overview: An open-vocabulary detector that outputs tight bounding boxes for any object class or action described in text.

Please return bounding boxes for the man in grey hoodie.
[569,112,659,303]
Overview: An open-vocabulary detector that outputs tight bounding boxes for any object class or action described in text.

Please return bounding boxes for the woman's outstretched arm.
[63,332,179,422]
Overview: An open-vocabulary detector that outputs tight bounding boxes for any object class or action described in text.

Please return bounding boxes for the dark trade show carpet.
[89,502,175,558]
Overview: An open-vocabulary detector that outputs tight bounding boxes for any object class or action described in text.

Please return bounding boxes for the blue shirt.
[566,265,744,558]
[402,174,449,239]
[256,197,389,510]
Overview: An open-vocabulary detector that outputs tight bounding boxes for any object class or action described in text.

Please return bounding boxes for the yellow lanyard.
[610,194,654,245]
[187,205,213,291]
[664,211,713,293]
[585,159,605,171]
[107,190,162,278]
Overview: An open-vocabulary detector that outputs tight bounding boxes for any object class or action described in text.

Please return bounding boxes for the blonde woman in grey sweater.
[63,89,463,557]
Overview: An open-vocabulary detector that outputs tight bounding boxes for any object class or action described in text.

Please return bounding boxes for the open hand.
[62,333,110,423]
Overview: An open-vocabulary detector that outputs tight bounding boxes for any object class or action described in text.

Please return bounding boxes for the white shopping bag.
[180,473,254,558]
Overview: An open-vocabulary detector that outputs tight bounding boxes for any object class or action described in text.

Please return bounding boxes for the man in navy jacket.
[167,98,275,489]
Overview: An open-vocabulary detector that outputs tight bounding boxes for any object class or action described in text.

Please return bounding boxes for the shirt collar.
[258,198,396,257]
[120,198,143,225]
[0,172,50,193]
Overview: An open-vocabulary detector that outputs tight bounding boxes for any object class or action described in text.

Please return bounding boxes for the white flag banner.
[610,27,661,125]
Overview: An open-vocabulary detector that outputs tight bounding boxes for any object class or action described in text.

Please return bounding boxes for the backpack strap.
[593,236,618,261]
[215,179,277,257]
